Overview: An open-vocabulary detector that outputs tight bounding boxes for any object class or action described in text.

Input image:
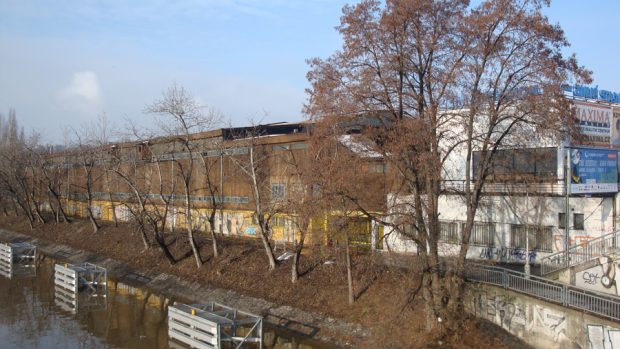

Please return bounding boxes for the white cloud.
[61,71,101,104]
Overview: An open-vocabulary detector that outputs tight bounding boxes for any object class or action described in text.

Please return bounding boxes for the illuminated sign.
[563,84,620,104]
[569,148,618,194]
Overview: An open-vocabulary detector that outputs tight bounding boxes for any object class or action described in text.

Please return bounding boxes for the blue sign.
[563,84,620,104]
[570,148,618,194]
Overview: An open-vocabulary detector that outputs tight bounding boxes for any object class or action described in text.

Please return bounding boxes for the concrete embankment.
[0,228,368,348]
[466,283,620,349]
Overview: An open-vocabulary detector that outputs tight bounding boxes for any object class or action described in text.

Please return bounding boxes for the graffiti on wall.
[554,235,595,253]
[470,293,570,345]
[575,256,620,296]
[478,247,537,263]
[587,324,620,349]
[470,290,620,349]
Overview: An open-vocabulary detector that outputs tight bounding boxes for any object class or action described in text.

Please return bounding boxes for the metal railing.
[465,263,620,321]
[442,180,565,195]
[540,230,620,275]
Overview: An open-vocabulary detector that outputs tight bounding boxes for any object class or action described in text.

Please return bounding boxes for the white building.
[384,90,620,265]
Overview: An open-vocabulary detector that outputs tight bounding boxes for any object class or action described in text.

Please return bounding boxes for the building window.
[510,224,553,252]
[558,213,566,229]
[473,147,557,181]
[92,205,102,219]
[272,216,287,227]
[470,222,495,246]
[574,213,585,230]
[272,144,290,151]
[368,164,386,173]
[271,183,285,200]
[439,221,459,244]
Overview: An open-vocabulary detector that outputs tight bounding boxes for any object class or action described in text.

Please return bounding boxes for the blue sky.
[0,0,619,142]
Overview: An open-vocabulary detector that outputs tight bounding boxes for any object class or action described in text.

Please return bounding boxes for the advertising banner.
[573,101,613,147]
[570,148,618,194]
[613,108,620,147]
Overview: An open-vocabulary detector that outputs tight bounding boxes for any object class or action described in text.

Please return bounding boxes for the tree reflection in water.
[0,258,335,349]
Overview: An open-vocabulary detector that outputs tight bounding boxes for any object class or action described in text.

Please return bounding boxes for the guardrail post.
[503,269,508,289]
[562,285,568,307]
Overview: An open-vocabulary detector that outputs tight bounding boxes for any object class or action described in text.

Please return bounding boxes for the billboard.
[613,109,620,147]
[573,101,613,147]
[570,148,618,194]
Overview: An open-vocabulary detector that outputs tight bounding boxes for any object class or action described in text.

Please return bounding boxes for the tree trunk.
[86,204,100,233]
[137,222,150,250]
[185,196,202,268]
[152,224,176,265]
[50,203,59,224]
[52,192,72,224]
[345,229,354,305]
[110,198,119,227]
[33,202,46,224]
[208,217,219,258]
[258,217,277,270]
[291,228,306,284]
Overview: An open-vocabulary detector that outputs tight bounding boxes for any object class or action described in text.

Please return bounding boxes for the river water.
[0,258,333,349]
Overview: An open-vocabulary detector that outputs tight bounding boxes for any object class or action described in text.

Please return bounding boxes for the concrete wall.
[467,283,620,349]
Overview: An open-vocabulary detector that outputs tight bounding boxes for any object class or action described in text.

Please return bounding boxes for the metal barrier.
[442,180,565,195]
[540,230,620,275]
[0,242,36,265]
[168,302,263,349]
[0,242,37,279]
[54,263,107,295]
[465,263,620,321]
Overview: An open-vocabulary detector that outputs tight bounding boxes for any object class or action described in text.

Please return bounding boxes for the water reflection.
[0,257,335,349]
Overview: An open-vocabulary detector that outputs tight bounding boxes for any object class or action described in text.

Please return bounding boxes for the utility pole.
[565,148,571,268]
[219,148,224,236]
[525,191,530,277]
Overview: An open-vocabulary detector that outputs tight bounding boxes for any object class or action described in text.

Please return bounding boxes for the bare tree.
[198,148,223,258]
[281,143,324,283]
[71,129,103,233]
[306,0,589,332]
[146,83,220,268]
[35,150,72,224]
[0,109,39,228]
[228,125,279,271]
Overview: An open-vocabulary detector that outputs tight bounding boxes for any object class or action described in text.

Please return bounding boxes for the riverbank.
[0,216,529,348]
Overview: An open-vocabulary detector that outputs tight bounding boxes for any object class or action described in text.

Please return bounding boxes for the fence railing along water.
[540,230,620,275]
[465,263,620,321]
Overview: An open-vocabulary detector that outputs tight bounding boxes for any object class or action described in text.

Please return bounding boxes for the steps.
[540,230,620,276]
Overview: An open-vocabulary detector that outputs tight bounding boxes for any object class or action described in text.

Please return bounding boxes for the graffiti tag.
[479,247,536,263]
[582,271,600,285]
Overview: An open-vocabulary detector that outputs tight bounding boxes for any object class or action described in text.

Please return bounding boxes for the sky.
[0,0,619,143]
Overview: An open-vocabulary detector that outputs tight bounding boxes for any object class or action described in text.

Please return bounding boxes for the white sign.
[573,101,613,147]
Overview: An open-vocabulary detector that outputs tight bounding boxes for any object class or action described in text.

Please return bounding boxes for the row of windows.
[65,192,250,204]
[558,212,585,230]
[272,143,308,151]
[438,221,553,252]
[472,147,558,180]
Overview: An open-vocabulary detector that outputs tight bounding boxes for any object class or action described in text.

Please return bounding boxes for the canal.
[0,257,334,349]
